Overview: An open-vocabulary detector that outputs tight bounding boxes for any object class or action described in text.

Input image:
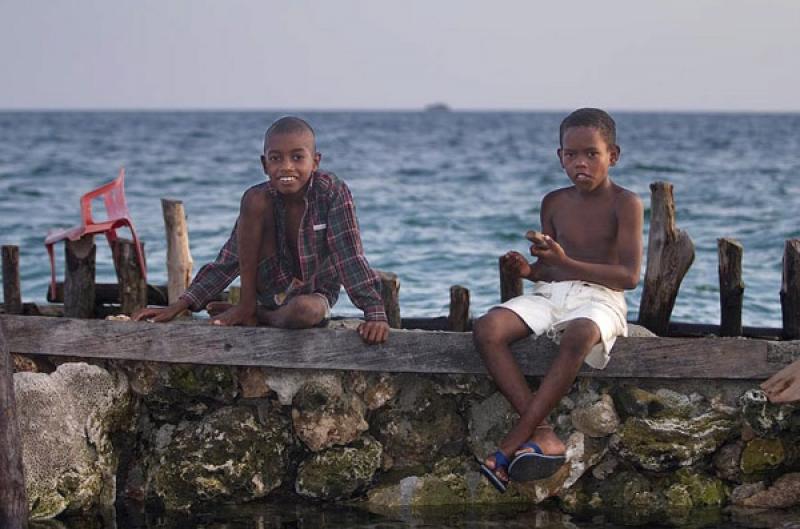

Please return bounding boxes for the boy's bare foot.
[516,424,566,457]
[207,303,258,326]
[205,301,232,317]
[482,450,511,483]
[762,359,800,404]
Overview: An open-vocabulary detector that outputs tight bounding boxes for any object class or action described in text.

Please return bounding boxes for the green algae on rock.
[372,376,466,469]
[611,411,736,471]
[295,435,383,500]
[147,406,292,510]
[291,374,368,452]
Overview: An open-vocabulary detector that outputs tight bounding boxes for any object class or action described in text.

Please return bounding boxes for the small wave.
[629,163,685,174]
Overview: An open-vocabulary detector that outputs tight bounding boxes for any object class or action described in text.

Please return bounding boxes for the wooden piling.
[0,323,29,529]
[638,182,695,335]
[781,239,800,340]
[378,271,401,329]
[718,238,744,337]
[161,199,193,305]
[447,285,470,332]
[112,239,147,315]
[64,236,96,319]
[2,246,22,315]
[499,257,523,302]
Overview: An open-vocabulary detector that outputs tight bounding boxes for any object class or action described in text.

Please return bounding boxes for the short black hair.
[264,116,316,152]
[559,108,616,147]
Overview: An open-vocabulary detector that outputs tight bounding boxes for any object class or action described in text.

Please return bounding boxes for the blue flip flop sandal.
[507,441,566,482]
[478,450,510,493]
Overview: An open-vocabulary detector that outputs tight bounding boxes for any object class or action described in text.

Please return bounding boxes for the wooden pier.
[1,314,796,380]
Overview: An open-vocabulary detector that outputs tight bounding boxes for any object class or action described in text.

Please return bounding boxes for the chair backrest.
[79,168,130,225]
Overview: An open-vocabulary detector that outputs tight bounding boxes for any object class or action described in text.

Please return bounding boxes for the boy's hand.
[501,251,532,279]
[358,320,389,345]
[132,300,189,323]
[529,235,567,265]
[210,304,258,327]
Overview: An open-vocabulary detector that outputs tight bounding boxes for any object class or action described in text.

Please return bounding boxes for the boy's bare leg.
[211,190,276,326]
[257,294,328,328]
[209,294,326,328]
[473,309,564,479]
[496,318,600,458]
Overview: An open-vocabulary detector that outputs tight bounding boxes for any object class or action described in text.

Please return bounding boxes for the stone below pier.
[10,355,800,524]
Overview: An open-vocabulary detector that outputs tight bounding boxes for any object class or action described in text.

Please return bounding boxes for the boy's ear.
[260,154,269,175]
[610,145,621,166]
[556,148,565,168]
[314,152,322,169]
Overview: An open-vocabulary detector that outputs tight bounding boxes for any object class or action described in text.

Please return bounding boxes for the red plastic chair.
[44,167,147,299]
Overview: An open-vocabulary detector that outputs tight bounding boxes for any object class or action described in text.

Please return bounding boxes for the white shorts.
[495,281,628,369]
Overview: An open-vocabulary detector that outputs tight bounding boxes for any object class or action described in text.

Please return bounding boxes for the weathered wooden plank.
[161,199,194,306]
[447,285,470,332]
[0,321,29,528]
[112,239,147,315]
[0,314,781,380]
[64,236,95,319]
[499,256,523,302]
[638,182,695,335]
[46,282,233,306]
[378,271,401,329]
[718,238,744,337]
[2,246,22,315]
[781,239,800,340]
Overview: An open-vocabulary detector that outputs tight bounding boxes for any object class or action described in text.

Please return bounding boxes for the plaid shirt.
[180,171,387,322]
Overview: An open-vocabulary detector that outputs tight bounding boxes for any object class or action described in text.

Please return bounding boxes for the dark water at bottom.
[40,500,800,529]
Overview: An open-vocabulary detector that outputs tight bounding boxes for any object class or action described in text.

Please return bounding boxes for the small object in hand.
[105,314,131,321]
[525,230,548,248]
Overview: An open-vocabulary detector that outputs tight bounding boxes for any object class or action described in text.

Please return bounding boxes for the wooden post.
[638,182,695,336]
[499,256,523,302]
[112,239,147,315]
[64,236,96,319]
[161,199,193,305]
[447,285,470,332]
[718,238,744,337]
[378,271,401,329]
[2,246,22,315]
[227,286,241,305]
[0,323,29,529]
[781,239,800,340]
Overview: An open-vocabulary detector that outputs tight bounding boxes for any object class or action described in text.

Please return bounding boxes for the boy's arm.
[179,225,241,311]
[534,192,643,289]
[134,226,240,322]
[211,188,266,326]
[326,183,388,325]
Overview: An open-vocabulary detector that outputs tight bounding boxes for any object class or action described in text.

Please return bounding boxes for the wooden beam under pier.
[1,314,792,380]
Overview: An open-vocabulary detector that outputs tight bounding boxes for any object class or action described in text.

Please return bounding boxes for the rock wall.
[12,355,800,525]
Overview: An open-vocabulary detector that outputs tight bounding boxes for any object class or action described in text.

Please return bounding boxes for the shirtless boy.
[133,117,390,345]
[473,108,643,491]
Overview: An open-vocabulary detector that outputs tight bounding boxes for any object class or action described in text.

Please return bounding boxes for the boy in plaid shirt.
[134,117,389,344]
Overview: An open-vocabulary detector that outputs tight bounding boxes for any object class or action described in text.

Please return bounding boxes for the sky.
[1,0,798,112]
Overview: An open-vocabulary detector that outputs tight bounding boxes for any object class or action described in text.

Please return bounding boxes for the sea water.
[1,110,799,326]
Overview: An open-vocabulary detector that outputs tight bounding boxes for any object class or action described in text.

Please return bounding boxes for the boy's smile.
[557,126,619,193]
[261,131,321,198]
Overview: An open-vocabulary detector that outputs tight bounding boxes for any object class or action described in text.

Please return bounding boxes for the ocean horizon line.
[1,107,799,116]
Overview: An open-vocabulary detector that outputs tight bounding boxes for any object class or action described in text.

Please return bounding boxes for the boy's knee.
[473,314,508,349]
[287,296,326,328]
[559,319,600,358]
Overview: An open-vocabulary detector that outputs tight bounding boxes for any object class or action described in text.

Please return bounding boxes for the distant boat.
[424,103,451,113]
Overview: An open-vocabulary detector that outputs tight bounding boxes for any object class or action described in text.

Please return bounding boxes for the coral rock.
[295,436,383,500]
